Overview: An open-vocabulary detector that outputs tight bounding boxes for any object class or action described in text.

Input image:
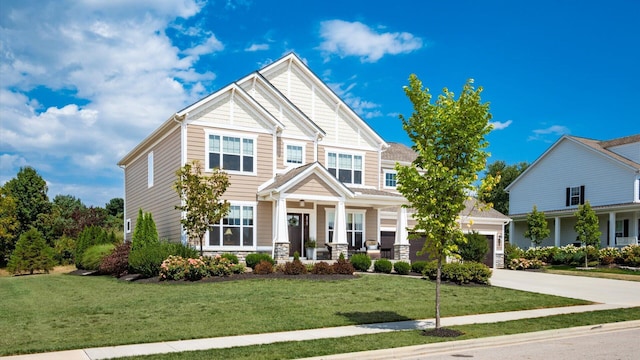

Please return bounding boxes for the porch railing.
[615,237,638,246]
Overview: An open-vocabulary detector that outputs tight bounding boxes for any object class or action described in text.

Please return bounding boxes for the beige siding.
[256,201,272,247]
[277,137,315,171]
[124,126,182,242]
[316,205,329,246]
[365,208,378,243]
[186,128,274,202]
[317,145,379,188]
[287,174,340,197]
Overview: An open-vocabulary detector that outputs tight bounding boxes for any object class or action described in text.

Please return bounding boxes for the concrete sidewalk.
[3,270,639,360]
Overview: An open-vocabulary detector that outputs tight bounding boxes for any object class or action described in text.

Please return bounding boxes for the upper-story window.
[565,185,585,206]
[208,134,255,174]
[286,144,304,165]
[327,152,363,185]
[384,170,397,188]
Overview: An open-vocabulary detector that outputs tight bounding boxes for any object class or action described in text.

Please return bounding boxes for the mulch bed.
[422,328,465,337]
[130,272,359,284]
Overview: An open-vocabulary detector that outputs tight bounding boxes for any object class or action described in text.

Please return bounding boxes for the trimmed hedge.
[246,253,275,269]
[421,261,491,285]
[373,258,393,274]
[350,253,371,272]
[393,261,411,275]
[411,260,429,274]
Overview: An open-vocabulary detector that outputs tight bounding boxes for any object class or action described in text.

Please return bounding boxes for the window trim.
[206,201,257,249]
[283,141,306,167]
[147,152,154,188]
[383,170,397,189]
[205,130,257,176]
[324,149,365,186]
[565,185,585,206]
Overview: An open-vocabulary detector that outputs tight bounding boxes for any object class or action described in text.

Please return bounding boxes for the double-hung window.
[286,144,304,165]
[209,204,254,247]
[326,210,365,248]
[566,185,585,206]
[327,152,363,185]
[384,170,397,188]
[208,134,254,173]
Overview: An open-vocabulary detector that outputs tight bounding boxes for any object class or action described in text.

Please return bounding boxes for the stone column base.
[331,243,348,260]
[274,242,290,263]
[394,244,410,261]
[495,253,504,269]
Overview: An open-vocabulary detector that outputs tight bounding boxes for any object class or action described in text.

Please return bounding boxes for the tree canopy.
[574,201,601,267]
[524,205,550,247]
[396,75,494,329]
[174,160,230,256]
[3,166,50,234]
[478,160,528,215]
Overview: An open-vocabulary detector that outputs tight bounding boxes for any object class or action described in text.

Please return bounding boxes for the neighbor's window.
[286,144,303,165]
[327,152,363,185]
[208,134,254,173]
[384,171,397,188]
[209,204,254,247]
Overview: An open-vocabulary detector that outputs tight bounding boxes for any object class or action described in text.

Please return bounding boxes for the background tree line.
[0,166,124,267]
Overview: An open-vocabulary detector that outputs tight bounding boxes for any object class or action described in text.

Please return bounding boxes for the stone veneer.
[495,253,505,269]
[394,244,410,261]
[274,242,289,262]
[331,243,348,260]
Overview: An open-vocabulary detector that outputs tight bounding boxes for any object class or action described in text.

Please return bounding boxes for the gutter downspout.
[172,113,188,245]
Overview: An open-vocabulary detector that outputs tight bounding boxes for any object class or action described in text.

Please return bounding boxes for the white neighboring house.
[506,134,640,249]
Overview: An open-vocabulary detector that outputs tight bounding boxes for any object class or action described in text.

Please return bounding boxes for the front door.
[288,213,309,257]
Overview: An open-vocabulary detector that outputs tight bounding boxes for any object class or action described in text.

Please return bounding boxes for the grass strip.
[118,307,640,360]
[544,265,640,282]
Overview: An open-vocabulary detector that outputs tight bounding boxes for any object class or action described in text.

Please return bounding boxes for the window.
[327,152,363,185]
[147,152,154,187]
[565,185,585,206]
[209,204,254,247]
[384,170,397,188]
[615,220,629,238]
[126,219,131,234]
[286,144,303,165]
[208,134,254,173]
[326,210,365,248]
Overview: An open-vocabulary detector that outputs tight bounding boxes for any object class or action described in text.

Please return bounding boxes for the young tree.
[574,201,601,268]
[7,228,55,275]
[396,75,493,329]
[174,160,230,256]
[478,161,528,215]
[524,205,550,247]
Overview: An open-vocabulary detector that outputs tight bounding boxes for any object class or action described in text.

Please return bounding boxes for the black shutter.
[624,219,629,237]
[566,187,570,206]
[580,185,585,205]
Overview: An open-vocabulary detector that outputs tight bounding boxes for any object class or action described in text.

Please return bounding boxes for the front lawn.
[0,272,590,356]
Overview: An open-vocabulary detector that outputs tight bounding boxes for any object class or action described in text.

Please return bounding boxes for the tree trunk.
[435,256,442,329]
[585,250,588,268]
[199,234,204,257]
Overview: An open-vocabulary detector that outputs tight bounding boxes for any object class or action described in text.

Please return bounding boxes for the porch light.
[300,199,305,207]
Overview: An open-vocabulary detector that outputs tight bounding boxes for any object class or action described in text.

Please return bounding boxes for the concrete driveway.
[491,269,640,306]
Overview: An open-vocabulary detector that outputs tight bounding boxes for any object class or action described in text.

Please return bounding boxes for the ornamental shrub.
[221,253,239,264]
[81,243,116,271]
[183,257,208,281]
[7,228,55,275]
[100,242,131,277]
[350,253,371,272]
[332,257,355,275]
[160,255,187,280]
[131,209,159,251]
[442,262,471,284]
[421,261,438,280]
[373,258,393,274]
[53,235,75,265]
[254,260,274,274]
[162,242,198,259]
[411,260,429,274]
[75,226,112,269]
[246,253,275,269]
[393,261,411,275]
[311,261,335,275]
[621,245,640,267]
[128,242,165,278]
[464,262,492,285]
[598,247,620,265]
[455,231,488,263]
[504,243,524,264]
[283,259,307,275]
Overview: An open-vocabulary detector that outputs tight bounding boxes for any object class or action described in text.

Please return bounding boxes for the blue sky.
[1,0,638,207]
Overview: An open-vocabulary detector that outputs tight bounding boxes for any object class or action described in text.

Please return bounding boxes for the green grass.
[0,273,590,356]
[544,265,640,281]
[118,307,640,360]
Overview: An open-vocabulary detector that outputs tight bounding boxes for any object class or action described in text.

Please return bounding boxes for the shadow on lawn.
[336,311,434,330]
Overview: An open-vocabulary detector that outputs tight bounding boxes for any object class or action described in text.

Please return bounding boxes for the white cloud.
[318,20,423,62]
[489,120,512,130]
[329,81,382,119]
[0,0,215,206]
[528,125,570,141]
[245,43,269,52]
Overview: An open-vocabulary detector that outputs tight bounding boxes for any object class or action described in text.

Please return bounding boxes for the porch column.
[274,198,289,262]
[394,207,410,261]
[554,217,561,247]
[609,212,617,246]
[331,200,348,260]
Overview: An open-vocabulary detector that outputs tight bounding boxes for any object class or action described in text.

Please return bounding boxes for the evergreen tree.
[7,228,55,274]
